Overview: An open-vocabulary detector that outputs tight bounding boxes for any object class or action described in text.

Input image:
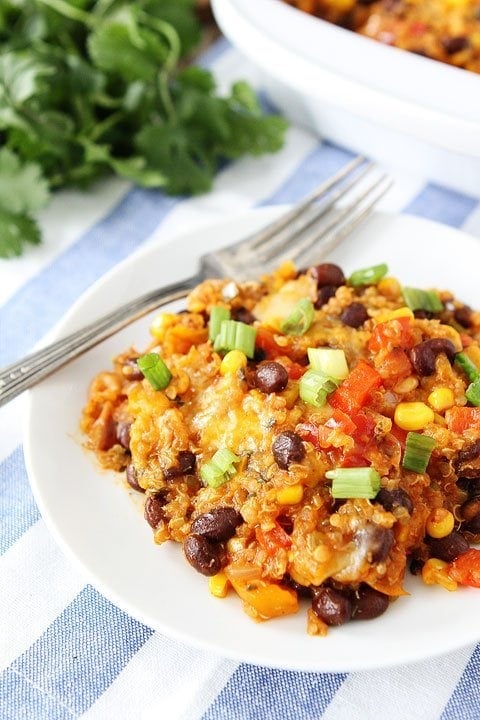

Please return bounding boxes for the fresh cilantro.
[0,149,50,257]
[0,0,288,258]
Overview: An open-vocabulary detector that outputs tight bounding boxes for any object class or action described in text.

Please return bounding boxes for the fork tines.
[239,155,391,269]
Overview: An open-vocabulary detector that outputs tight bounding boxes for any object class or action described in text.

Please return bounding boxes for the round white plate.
[25,209,480,672]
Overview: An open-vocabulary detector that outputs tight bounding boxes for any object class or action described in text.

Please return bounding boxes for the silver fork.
[0,156,391,407]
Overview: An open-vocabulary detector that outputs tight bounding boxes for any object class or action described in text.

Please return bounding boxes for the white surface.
[212,0,480,196]
[25,208,480,672]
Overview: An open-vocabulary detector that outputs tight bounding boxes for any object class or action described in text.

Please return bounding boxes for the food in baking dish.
[283,0,480,73]
[81,260,480,634]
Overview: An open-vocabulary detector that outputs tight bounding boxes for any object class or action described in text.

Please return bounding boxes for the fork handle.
[0,274,198,408]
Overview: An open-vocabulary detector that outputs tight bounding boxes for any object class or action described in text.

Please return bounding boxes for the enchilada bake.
[81,260,480,634]
[284,0,480,73]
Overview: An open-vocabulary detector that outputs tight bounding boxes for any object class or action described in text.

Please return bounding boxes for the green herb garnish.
[137,352,172,390]
[325,467,381,499]
[0,1,287,257]
[402,432,436,473]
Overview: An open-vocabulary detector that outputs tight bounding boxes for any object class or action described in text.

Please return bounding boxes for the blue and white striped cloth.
[2,39,480,720]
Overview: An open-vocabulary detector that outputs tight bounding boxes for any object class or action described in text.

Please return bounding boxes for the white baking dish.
[212,0,480,195]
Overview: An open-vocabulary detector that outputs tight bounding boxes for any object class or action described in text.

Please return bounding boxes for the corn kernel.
[426,508,455,538]
[375,306,414,324]
[150,313,177,340]
[377,276,402,298]
[428,387,454,413]
[208,571,229,598]
[422,558,458,592]
[276,484,304,505]
[220,350,247,376]
[394,402,434,431]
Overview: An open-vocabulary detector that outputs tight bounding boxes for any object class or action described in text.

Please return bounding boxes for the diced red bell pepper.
[447,548,480,588]
[341,452,370,468]
[368,317,414,353]
[255,326,285,359]
[325,408,357,436]
[296,422,321,448]
[256,524,292,555]
[350,410,377,445]
[329,360,383,414]
[286,361,307,380]
[445,407,480,434]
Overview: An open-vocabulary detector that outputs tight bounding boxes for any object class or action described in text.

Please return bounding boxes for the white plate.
[25,208,480,673]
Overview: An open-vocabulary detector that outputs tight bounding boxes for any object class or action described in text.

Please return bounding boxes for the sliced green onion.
[466,377,480,407]
[325,467,381,499]
[213,320,257,358]
[307,347,349,380]
[210,448,240,474]
[402,432,436,473]
[281,298,315,336]
[348,263,388,287]
[137,352,172,390]
[455,352,480,383]
[209,306,231,342]
[200,448,240,488]
[299,369,338,407]
[402,287,444,313]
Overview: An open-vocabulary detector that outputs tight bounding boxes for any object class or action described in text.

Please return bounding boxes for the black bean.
[462,514,480,535]
[461,496,480,521]
[253,347,267,363]
[254,361,289,394]
[183,534,223,576]
[190,507,242,542]
[442,36,469,54]
[285,575,313,598]
[353,585,389,620]
[409,558,424,575]
[311,263,345,288]
[454,305,473,328]
[461,496,480,535]
[312,587,352,626]
[426,531,469,562]
[315,284,337,308]
[341,302,369,328]
[116,421,131,449]
[232,307,256,325]
[126,463,144,493]
[410,338,456,376]
[455,440,480,478]
[376,487,413,514]
[164,450,197,481]
[367,527,395,563]
[272,431,305,469]
[465,477,480,498]
[413,309,435,320]
[144,491,168,528]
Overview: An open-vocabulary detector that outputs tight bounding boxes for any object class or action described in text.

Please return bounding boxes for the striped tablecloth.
[2,39,480,720]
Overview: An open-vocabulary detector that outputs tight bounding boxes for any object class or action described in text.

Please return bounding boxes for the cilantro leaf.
[0,209,41,258]
[0,148,50,214]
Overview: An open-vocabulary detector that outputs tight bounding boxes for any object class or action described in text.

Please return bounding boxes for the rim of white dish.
[212,0,480,157]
